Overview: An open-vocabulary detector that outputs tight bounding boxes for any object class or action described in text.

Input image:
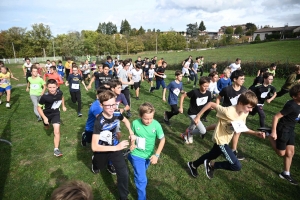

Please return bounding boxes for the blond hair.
[139,102,155,117]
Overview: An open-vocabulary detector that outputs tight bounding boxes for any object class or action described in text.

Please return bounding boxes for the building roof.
[254,26,300,33]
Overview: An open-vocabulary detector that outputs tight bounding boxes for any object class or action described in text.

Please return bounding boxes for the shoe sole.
[204,160,212,179]
[279,174,298,185]
[187,162,197,178]
[54,153,63,157]
[107,168,116,175]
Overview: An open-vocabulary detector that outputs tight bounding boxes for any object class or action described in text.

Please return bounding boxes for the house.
[253,25,300,40]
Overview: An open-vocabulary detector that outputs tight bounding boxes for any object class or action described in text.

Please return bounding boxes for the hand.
[129,134,136,142]
[130,143,136,151]
[150,155,159,164]
[62,106,67,112]
[129,80,134,85]
[178,107,183,114]
[87,85,91,89]
[65,83,69,86]
[194,116,200,125]
[43,117,49,125]
[117,140,129,150]
[266,99,272,104]
[256,131,265,139]
[26,88,29,92]
[117,132,122,140]
[85,86,88,91]
[162,98,166,102]
[270,132,277,140]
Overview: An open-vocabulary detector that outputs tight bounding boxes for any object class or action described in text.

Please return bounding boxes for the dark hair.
[31,65,38,72]
[107,56,112,60]
[270,63,276,68]
[175,70,182,76]
[162,61,167,65]
[199,76,211,85]
[263,72,273,79]
[103,63,109,69]
[236,58,241,61]
[289,84,300,98]
[230,70,244,82]
[96,85,110,94]
[47,79,58,86]
[98,90,116,104]
[209,71,218,77]
[46,59,50,62]
[259,67,268,76]
[135,64,141,69]
[58,60,62,64]
[237,90,258,107]
[50,66,57,70]
[109,80,122,88]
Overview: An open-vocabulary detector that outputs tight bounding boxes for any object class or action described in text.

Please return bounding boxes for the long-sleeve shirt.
[44,73,64,87]
[282,72,300,90]
[217,78,231,92]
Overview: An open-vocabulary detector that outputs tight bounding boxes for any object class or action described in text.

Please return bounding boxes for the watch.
[155,154,160,158]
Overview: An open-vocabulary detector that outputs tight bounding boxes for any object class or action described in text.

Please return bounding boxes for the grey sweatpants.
[188,115,206,135]
[30,95,41,118]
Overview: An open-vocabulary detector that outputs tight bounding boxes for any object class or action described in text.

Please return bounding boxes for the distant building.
[253,25,300,40]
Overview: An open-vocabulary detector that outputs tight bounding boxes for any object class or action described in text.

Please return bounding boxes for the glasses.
[102,104,117,108]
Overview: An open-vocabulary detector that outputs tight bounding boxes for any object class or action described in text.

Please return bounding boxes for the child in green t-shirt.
[128,102,165,200]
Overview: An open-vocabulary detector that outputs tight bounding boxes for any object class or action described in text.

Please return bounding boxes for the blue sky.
[0,0,299,36]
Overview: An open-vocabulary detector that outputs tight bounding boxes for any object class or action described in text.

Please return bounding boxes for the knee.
[231,162,242,171]
[173,110,179,115]
[286,149,294,157]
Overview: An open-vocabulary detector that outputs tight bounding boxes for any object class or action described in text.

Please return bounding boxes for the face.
[239,103,254,113]
[98,67,103,72]
[58,63,62,66]
[47,61,50,64]
[264,75,273,85]
[102,97,116,116]
[212,64,217,68]
[199,82,209,92]
[212,75,219,82]
[31,69,38,77]
[234,76,245,86]
[26,59,31,64]
[72,68,78,75]
[141,112,154,126]
[50,68,55,74]
[176,74,183,82]
[237,60,241,64]
[47,83,58,94]
[136,68,140,71]
[0,67,7,73]
[225,71,231,78]
[138,57,141,61]
[103,67,109,75]
[85,60,89,64]
[51,62,56,66]
[163,63,167,68]
[112,85,122,95]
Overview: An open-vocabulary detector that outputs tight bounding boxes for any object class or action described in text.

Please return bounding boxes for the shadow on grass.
[44,168,69,200]
[0,99,20,200]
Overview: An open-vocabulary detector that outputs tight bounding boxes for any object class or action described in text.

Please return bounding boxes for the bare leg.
[53,124,61,148]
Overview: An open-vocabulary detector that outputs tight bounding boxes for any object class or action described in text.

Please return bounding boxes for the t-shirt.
[105,61,114,75]
[93,112,124,147]
[28,77,45,96]
[118,69,130,90]
[85,100,103,132]
[65,61,73,69]
[155,67,166,81]
[94,72,113,87]
[57,65,65,76]
[131,119,164,159]
[131,69,142,82]
[148,69,155,78]
[67,74,83,92]
[267,68,276,76]
[229,63,241,73]
[208,81,219,94]
[167,81,183,105]
[252,84,276,104]
[44,73,64,87]
[277,100,300,130]
[135,60,144,66]
[219,86,247,107]
[116,93,128,109]
[38,90,63,115]
[186,89,212,115]
[45,63,52,72]
[0,72,11,88]
[23,62,33,72]
[217,78,231,92]
[212,105,248,145]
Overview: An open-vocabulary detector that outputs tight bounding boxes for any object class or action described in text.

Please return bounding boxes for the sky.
[0,0,299,36]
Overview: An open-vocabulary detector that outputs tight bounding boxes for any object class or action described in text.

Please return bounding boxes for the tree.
[245,22,257,35]
[137,26,145,35]
[225,27,234,34]
[106,22,117,35]
[234,26,243,35]
[96,22,106,34]
[120,19,131,34]
[198,21,206,31]
[186,23,198,37]
[254,34,261,41]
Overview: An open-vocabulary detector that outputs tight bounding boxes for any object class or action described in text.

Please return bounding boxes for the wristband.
[155,154,160,158]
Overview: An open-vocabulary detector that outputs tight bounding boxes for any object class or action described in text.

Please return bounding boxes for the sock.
[54,148,59,151]
[283,171,290,175]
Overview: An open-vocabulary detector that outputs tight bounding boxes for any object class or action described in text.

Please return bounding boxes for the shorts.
[83,74,88,79]
[93,150,125,170]
[148,78,153,82]
[133,81,141,89]
[182,67,190,76]
[43,112,61,126]
[276,128,295,150]
[0,85,11,92]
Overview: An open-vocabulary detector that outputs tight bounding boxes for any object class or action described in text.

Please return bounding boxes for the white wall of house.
[253,31,273,40]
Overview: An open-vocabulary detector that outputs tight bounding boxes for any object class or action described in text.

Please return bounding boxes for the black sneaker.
[204,159,214,179]
[187,162,198,178]
[81,132,86,147]
[164,119,171,126]
[126,111,132,118]
[135,97,140,100]
[91,156,100,174]
[279,172,298,185]
[233,150,245,161]
[107,164,116,175]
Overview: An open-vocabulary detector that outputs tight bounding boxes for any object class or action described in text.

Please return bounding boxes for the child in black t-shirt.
[149,61,167,93]
[91,90,136,200]
[269,84,300,185]
[37,79,67,157]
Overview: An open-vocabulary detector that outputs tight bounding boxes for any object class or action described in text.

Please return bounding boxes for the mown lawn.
[0,63,299,200]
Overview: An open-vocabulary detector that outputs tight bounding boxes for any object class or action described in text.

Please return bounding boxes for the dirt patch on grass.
[20,160,32,165]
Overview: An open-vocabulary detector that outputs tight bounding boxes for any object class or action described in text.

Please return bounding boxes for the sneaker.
[126,111,131,118]
[54,149,63,157]
[188,134,193,144]
[81,132,86,147]
[91,156,100,174]
[6,103,10,108]
[107,164,116,175]
[187,162,198,178]
[164,119,171,126]
[0,99,2,104]
[135,97,140,100]
[279,172,298,185]
[204,159,214,179]
[37,117,42,122]
[164,111,169,121]
[233,150,245,161]
[180,133,189,144]
[201,133,205,139]
[78,112,82,117]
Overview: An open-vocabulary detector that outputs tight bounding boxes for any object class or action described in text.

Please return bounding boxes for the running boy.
[65,66,88,117]
[26,65,46,121]
[128,102,165,200]
[188,91,265,179]
[162,70,184,126]
[44,66,64,88]
[179,77,211,144]
[37,79,67,157]
[0,65,19,108]
[269,84,300,185]
[149,61,167,93]
[57,61,65,79]
[91,90,135,200]
[131,64,143,100]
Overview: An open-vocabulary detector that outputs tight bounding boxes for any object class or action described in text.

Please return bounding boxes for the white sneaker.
[0,99,2,104]
[6,103,10,108]
[188,134,193,144]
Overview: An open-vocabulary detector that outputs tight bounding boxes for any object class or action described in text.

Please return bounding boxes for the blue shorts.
[148,78,153,82]
[0,85,11,92]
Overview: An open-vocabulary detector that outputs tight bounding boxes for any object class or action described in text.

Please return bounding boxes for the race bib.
[31,84,40,89]
[260,91,269,98]
[51,100,62,109]
[71,84,79,89]
[99,130,112,145]
[136,137,146,150]
[231,121,249,133]
[58,68,63,71]
[196,96,208,106]
[173,88,180,96]
[229,95,240,106]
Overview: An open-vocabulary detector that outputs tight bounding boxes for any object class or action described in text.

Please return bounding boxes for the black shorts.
[93,150,126,170]
[133,81,141,90]
[276,128,295,150]
[83,74,88,79]
[43,112,60,126]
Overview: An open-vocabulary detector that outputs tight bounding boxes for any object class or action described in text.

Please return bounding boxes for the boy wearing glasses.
[91,90,136,200]
[65,66,88,117]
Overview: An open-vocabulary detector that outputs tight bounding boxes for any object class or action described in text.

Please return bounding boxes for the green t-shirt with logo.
[28,77,45,96]
[131,119,164,159]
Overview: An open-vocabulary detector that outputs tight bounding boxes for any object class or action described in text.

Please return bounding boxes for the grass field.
[0,63,300,200]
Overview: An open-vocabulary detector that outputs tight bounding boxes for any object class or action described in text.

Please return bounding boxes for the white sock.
[283,171,290,175]
[54,148,59,151]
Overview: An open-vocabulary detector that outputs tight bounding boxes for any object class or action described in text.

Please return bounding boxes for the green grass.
[1,63,300,200]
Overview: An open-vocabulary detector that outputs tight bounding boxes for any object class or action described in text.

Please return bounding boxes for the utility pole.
[12,42,16,63]
[156,33,158,54]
